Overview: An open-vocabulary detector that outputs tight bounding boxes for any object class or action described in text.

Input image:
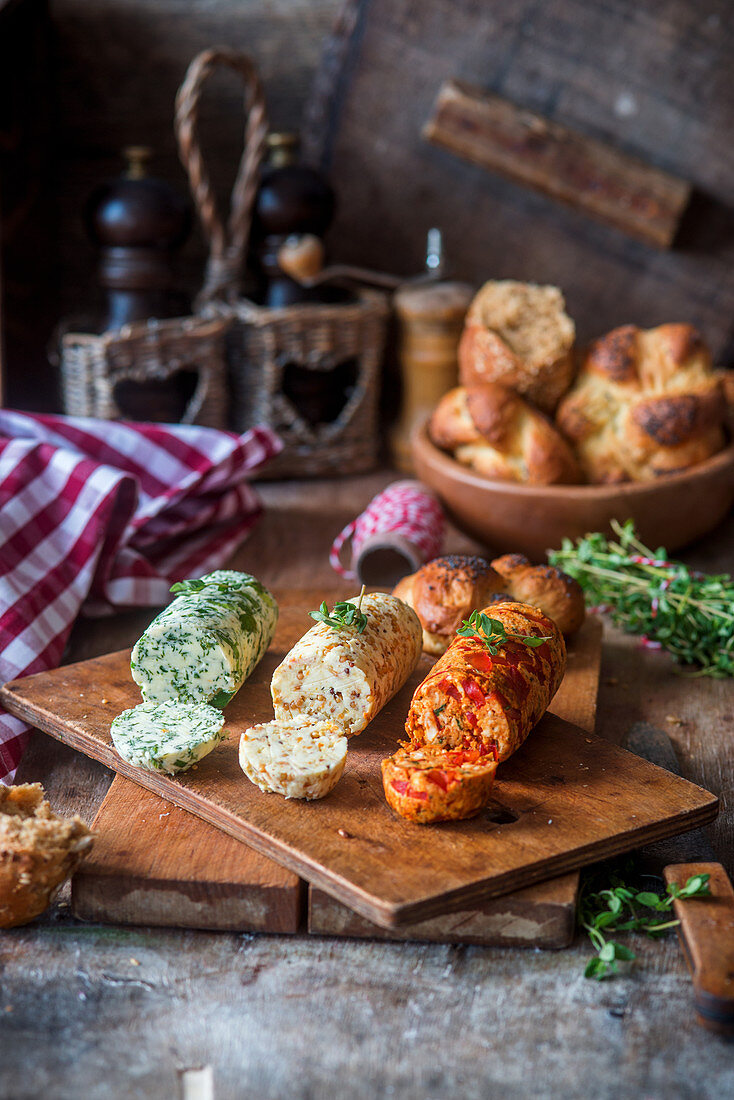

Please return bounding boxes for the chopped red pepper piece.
[406,786,429,801]
[437,679,462,704]
[426,769,449,791]
[390,779,409,795]
[462,679,486,707]
[465,650,493,674]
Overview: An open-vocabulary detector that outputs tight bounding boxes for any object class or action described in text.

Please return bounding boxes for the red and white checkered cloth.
[0,409,281,783]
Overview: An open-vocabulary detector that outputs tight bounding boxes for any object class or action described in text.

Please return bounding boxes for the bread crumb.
[666,715,684,725]
[129,958,140,966]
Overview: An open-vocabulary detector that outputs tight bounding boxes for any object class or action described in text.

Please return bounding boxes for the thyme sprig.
[310,585,368,634]
[579,864,711,980]
[456,610,551,654]
[549,520,734,677]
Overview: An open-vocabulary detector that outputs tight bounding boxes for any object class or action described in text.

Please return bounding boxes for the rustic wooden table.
[2,472,733,1100]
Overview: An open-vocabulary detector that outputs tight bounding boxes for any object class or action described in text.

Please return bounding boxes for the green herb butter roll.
[111,701,225,775]
[130,571,278,706]
[271,592,422,736]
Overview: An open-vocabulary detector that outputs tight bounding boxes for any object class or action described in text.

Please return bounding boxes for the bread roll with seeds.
[0,784,93,928]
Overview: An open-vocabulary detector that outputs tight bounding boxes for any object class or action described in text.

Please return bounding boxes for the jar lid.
[393,281,475,320]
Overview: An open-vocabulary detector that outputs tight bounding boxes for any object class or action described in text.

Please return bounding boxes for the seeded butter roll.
[239,719,348,800]
[382,745,498,824]
[406,601,565,762]
[271,592,422,736]
[111,700,225,775]
[131,570,278,706]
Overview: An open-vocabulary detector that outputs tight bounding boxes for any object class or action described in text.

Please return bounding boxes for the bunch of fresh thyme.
[549,519,734,677]
[579,861,711,979]
[457,610,550,654]
[310,586,368,634]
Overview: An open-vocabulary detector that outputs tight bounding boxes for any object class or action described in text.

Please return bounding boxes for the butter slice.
[111,700,225,775]
[239,718,348,800]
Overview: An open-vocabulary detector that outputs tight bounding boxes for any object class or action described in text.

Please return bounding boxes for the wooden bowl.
[412,423,734,558]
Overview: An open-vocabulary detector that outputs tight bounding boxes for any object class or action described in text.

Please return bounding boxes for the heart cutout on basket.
[113,369,200,423]
[281,357,359,427]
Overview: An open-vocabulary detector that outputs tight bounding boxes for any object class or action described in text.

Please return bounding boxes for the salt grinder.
[390,277,474,472]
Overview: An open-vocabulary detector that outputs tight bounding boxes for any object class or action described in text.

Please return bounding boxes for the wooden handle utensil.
[663,863,734,1036]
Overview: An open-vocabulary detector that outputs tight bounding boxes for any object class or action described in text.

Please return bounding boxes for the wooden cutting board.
[1,608,717,928]
[72,615,602,943]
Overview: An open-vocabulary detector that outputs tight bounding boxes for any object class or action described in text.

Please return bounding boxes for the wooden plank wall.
[305,0,734,361]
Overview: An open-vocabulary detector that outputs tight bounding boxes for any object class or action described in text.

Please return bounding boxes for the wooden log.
[423,80,691,248]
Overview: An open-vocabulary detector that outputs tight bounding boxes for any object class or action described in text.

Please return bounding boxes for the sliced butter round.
[111,700,226,775]
[239,718,348,800]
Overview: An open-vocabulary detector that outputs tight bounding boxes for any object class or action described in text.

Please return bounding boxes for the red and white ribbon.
[330,479,445,580]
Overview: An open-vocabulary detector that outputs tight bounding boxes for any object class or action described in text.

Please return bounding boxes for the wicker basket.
[60,315,230,428]
[175,48,388,478]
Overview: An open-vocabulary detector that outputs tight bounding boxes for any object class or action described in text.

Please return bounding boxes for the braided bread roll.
[459,280,576,412]
[556,323,725,483]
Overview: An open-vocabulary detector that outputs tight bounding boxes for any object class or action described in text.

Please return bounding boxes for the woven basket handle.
[175,47,269,307]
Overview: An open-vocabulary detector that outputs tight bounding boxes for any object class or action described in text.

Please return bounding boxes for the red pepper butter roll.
[382,744,498,824]
[405,601,566,762]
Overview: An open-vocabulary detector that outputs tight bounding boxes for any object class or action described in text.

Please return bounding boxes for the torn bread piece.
[239,718,348,800]
[111,700,225,775]
[0,783,94,928]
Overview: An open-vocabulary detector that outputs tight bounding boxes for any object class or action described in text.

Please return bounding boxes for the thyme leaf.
[549,520,734,678]
[456,610,551,655]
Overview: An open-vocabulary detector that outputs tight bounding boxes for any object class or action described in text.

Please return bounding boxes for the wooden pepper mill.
[85,146,191,331]
[252,132,335,308]
[390,278,474,472]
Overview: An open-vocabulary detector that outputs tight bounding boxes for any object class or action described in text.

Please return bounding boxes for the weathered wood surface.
[304,0,734,362]
[4,622,717,928]
[69,614,601,945]
[423,80,691,247]
[5,471,734,1098]
[72,779,302,934]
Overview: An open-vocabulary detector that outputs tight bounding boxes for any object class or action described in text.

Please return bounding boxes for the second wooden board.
[1,609,717,928]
